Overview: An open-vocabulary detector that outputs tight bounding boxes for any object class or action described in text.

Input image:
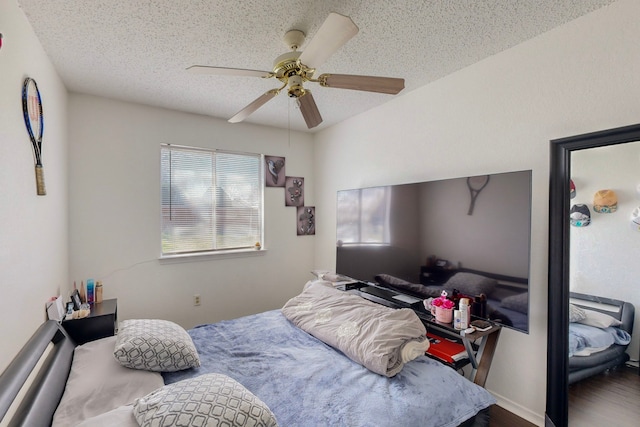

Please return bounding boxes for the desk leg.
[472,328,501,387]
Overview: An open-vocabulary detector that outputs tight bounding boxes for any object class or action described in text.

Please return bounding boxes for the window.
[336,186,390,245]
[160,144,263,256]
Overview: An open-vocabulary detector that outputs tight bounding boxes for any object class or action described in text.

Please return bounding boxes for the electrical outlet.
[193,294,201,306]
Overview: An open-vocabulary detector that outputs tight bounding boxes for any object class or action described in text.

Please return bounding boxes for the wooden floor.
[486,364,640,426]
[489,405,536,427]
[568,364,640,427]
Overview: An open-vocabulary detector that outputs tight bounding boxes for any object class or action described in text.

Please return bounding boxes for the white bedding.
[52,336,164,427]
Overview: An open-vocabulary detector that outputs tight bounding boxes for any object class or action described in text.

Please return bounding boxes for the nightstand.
[62,298,118,345]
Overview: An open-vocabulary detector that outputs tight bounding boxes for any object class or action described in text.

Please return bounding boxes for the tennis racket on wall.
[466,175,490,215]
[22,77,46,195]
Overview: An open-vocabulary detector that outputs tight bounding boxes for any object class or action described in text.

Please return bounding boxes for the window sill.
[159,248,266,263]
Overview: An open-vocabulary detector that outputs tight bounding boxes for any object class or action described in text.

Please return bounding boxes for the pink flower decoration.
[431,294,454,309]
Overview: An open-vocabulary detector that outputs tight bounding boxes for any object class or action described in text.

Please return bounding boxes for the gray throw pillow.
[443,272,497,296]
[114,319,200,372]
[133,373,278,427]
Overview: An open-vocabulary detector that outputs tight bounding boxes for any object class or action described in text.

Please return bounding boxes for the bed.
[0,281,496,426]
[568,291,635,385]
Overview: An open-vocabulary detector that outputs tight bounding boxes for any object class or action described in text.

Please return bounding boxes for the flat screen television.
[336,170,532,333]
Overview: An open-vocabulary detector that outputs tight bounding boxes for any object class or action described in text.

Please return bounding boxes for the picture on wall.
[265,155,285,187]
[297,206,315,236]
[285,176,304,206]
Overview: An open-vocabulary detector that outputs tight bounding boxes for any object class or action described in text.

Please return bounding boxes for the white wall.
[0,1,68,373]
[4,0,640,423]
[68,94,315,329]
[571,141,640,360]
[313,0,640,424]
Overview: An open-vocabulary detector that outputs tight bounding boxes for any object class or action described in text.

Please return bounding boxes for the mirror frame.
[546,123,640,427]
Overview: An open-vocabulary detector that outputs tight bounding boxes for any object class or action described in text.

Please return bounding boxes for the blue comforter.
[569,323,631,357]
[163,310,495,427]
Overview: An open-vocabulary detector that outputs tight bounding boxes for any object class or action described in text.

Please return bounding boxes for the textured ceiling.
[17,0,616,133]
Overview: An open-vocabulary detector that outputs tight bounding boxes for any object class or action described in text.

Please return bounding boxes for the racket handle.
[35,165,46,196]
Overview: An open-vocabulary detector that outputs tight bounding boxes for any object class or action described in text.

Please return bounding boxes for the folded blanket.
[282,281,428,377]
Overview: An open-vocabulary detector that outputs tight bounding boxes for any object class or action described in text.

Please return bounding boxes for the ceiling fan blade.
[228,89,279,123]
[187,65,272,78]
[297,91,323,129]
[318,74,405,94]
[298,13,358,70]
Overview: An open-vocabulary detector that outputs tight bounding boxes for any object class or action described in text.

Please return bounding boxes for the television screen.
[336,170,532,333]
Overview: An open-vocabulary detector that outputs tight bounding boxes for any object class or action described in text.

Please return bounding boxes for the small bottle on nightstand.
[95,281,103,304]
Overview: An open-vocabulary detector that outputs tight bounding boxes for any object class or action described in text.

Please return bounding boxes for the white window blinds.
[161,144,263,256]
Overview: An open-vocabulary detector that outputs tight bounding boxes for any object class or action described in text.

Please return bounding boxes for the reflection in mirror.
[567,142,639,426]
[336,170,532,333]
[547,124,640,427]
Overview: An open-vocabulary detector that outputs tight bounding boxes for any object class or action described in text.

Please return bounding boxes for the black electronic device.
[71,289,82,310]
[335,170,532,333]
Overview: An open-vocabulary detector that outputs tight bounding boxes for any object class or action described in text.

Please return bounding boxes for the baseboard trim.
[491,391,545,426]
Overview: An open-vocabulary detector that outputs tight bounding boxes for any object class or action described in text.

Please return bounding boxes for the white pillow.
[133,373,279,427]
[75,405,138,427]
[577,309,622,329]
[52,337,164,427]
[114,319,200,372]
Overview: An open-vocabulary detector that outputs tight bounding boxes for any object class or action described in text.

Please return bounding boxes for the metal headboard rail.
[0,321,75,427]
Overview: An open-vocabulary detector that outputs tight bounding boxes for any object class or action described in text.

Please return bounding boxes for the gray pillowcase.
[114,319,200,372]
[500,292,528,314]
[52,337,163,427]
[133,373,278,427]
[375,274,442,298]
[443,272,497,296]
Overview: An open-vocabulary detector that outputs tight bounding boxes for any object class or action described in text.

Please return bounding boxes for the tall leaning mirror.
[546,123,640,427]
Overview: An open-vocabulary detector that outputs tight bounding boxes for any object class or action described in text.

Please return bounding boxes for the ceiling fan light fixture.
[287,75,305,98]
[188,13,403,129]
[273,51,301,78]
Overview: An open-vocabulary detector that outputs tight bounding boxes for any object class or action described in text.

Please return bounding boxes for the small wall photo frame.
[297,206,315,235]
[285,176,304,206]
[265,155,285,187]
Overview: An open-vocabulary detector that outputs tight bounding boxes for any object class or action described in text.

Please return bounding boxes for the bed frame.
[0,318,491,427]
[568,291,635,385]
[0,321,75,426]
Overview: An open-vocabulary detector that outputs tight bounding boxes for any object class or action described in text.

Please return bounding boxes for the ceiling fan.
[187,12,405,129]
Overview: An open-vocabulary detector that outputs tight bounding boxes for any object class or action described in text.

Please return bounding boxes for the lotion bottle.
[95,281,103,304]
[460,298,470,329]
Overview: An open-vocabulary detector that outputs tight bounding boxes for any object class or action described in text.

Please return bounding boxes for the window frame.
[159,143,264,259]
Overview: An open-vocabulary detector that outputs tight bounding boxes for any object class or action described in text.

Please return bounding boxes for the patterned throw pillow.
[568,304,586,323]
[133,373,278,427]
[114,319,200,372]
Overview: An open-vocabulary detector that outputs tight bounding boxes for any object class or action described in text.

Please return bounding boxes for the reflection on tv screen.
[336,170,532,333]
